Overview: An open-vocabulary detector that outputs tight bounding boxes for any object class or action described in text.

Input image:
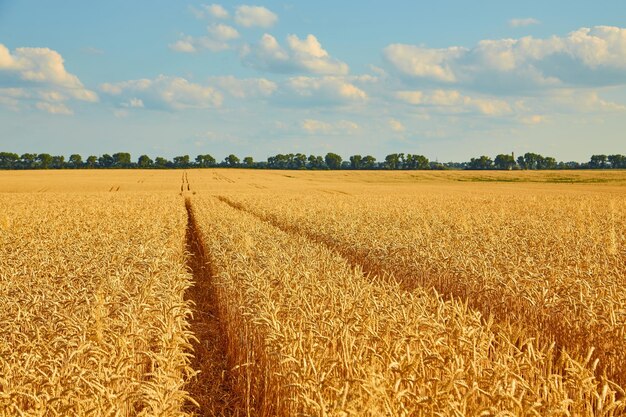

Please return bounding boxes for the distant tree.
[294,153,307,169]
[173,155,190,168]
[540,156,557,170]
[308,154,325,169]
[225,154,240,167]
[0,152,19,169]
[608,154,626,169]
[154,157,170,168]
[243,156,254,167]
[384,153,402,170]
[137,154,153,168]
[362,155,377,169]
[429,161,445,170]
[98,154,114,168]
[195,154,216,167]
[86,155,98,168]
[51,155,65,169]
[494,154,516,170]
[325,152,342,169]
[349,154,362,169]
[589,154,609,169]
[68,154,83,168]
[405,154,429,169]
[37,153,53,169]
[20,153,37,169]
[112,152,132,168]
[468,155,493,170]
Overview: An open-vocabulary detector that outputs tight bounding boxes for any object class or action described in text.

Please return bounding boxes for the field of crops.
[1,169,625,416]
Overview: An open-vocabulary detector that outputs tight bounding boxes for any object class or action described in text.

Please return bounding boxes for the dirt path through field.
[183,198,236,416]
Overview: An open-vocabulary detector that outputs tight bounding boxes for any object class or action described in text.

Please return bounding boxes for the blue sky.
[1,1,625,161]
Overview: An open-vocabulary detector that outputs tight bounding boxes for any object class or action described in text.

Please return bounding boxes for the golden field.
[1,169,625,416]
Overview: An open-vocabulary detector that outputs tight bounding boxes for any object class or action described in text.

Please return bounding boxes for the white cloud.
[383,44,464,82]
[509,18,540,28]
[243,33,349,75]
[36,101,72,115]
[283,76,367,105]
[234,5,277,28]
[210,75,277,98]
[396,89,511,115]
[207,4,229,19]
[170,24,239,54]
[384,26,626,91]
[388,118,405,132]
[521,114,545,124]
[208,24,239,41]
[301,118,359,134]
[100,75,222,110]
[0,44,98,102]
[190,4,229,19]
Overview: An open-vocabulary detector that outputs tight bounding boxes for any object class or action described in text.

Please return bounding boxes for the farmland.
[1,169,625,416]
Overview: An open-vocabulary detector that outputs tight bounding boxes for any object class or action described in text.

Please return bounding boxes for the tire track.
[184,198,236,416]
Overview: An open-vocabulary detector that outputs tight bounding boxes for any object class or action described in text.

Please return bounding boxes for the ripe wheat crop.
[188,195,624,416]
[223,189,626,385]
[0,193,195,416]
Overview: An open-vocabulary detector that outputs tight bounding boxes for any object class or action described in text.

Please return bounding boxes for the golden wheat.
[188,195,624,416]
[0,193,195,416]
[223,189,626,385]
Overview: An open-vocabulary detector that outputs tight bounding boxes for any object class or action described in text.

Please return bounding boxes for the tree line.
[0,151,625,170]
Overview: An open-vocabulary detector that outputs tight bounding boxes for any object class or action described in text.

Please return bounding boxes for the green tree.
[154,157,170,168]
[0,152,19,169]
[294,153,307,169]
[138,155,153,168]
[225,154,240,167]
[86,155,98,168]
[37,153,53,169]
[98,154,114,168]
[112,152,132,168]
[468,155,493,170]
[68,154,83,168]
[243,156,254,167]
[589,154,608,169]
[173,155,190,168]
[362,155,377,169]
[195,154,216,167]
[608,154,626,168]
[51,155,65,169]
[494,154,516,170]
[20,153,37,169]
[405,154,429,170]
[324,152,342,170]
[349,154,362,169]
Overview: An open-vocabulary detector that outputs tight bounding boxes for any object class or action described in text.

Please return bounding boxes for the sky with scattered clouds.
[1,0,625,161]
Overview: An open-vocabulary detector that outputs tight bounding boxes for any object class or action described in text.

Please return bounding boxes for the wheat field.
[1,169,625,416]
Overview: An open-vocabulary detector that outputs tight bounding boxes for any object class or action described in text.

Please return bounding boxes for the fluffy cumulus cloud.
[170,23,240,53]
[388,118,405,132]
[209,75,277,98]
[234,5,277,28]
[301,118,359,134]
[281,76,367,105]
[509,18,540,28]
[384,26,626,92]
[396,89,512,115]
[0,43,97,114]
[100,75,222,110]
[242,34,349,75]
[384,45,464,82]
[190,4,229,19]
